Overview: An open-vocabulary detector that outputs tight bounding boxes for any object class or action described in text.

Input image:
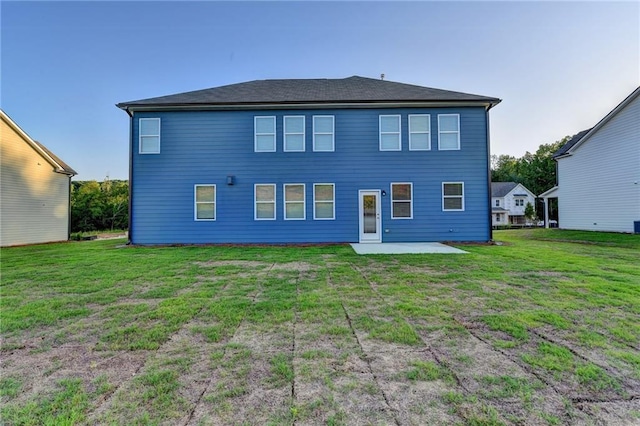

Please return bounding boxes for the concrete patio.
[350,242,468,255]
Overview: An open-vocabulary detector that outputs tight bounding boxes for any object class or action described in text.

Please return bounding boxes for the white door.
[359,190,381,243]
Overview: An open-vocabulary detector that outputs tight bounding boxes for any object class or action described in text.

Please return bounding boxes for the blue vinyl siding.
[130,107,490,244]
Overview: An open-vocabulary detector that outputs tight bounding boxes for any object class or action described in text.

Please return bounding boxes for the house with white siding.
[491,182,537,226]
[1,110,77,246]
[541,87,640,233]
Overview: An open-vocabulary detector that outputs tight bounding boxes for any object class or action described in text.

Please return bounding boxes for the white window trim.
[254,184,276,220]
[284,116,305,152]
[283,183,306,220]
[139,118,161,154]
[390,182,413,219]
[313,115,335,152]
[442,182,465,211]
[438,114,460,151]
[408,114,430,151]
[313,183,335,220]
[254,116,276,152]
[194,184,216,221]
[379,115,401,151]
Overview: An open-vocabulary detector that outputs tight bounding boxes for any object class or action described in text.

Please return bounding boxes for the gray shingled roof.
[553,128,592,158]
[34,141,77,175]
[117,76,500,109]
[491,182,519,197]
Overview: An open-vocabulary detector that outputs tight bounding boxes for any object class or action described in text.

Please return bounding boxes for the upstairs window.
[255,116,276,152]
[255,184,276,220]
[438,114,460,150]
[495,199,500,207]
[314,183,335,220]
[313,116,334,151]
[442,182,464,211]
[391,183,413,219]
[139,118,160,154]
[515,199,525,207]
[380,115,401,151]
[194,185,216,221]
[409,115,430,151]
[284,116,305,152]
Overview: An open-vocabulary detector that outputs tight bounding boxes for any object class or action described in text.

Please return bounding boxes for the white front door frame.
[359,190,382,243]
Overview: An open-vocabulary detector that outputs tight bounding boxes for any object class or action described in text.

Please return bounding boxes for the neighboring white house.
[541,87,640,233]
[491,182,537,226]
[1,110,77,246]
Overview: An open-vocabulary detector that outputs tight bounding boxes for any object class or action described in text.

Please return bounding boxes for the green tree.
[524,202,536,223]
[71,178,128,232]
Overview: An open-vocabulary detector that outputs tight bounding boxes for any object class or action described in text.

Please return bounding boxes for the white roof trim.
[0,109,75,176]
[563,86,640,156]
[539,186,559,198]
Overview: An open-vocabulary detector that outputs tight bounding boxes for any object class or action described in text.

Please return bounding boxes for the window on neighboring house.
[515,199,524,207]
[496,214,501,222]
[495,199,500,207]
[255,116,276,152]
[314,183,335,220]
[391,183,413,219]
[284,184,305,220]
[438,114,460,150]
[313,116,334,151]
[194,185,216,221]
[284,116,305,152]
[380,115,401,151]
[139,118,160,154]
[255,184,276,220]
[409,115,430,150]
[442,182,464,211]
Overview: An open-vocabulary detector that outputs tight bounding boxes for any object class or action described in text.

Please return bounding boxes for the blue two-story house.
[117,76,500,245]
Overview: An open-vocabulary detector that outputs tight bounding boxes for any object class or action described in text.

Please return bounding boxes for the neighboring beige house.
[541,87,640,233]
[1,110,77,246]
[491,182,537,226]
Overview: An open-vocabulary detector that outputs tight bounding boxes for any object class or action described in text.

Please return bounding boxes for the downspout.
[68,175,73,240]
[126,107,134,245]
[485,106,493,242]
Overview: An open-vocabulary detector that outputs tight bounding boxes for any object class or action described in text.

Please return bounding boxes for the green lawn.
[1,230,638,425]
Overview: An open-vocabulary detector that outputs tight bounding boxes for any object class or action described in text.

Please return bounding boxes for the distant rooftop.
[117,76,501,110]
[491,182,519,197]
[553,128,592,158]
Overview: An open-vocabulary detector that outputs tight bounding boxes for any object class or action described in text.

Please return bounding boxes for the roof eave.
[560,86,640,156]
[1,110,77,176]
[117,99,501,112]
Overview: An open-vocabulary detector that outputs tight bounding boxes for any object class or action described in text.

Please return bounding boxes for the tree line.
[71,178,128,232]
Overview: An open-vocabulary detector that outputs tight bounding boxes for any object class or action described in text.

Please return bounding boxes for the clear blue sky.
[2,1,638,181]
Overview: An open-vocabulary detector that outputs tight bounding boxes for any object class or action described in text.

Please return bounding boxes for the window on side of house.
[255,184,276,220]
[496,214,501,222]
[139,118,161,154]
[284,184,305,220]
[515,199,524,207]
[194,185,216,221]
[438,114,460,150]
[313,183,335,220]
[442,182,464,211]
[495,199,500,207]
[391,183,413,219]
[380,115,401,151]
[313,116,335,151]
[284,116,305,152]
[255,116,276,152]
[409,114,430,151]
